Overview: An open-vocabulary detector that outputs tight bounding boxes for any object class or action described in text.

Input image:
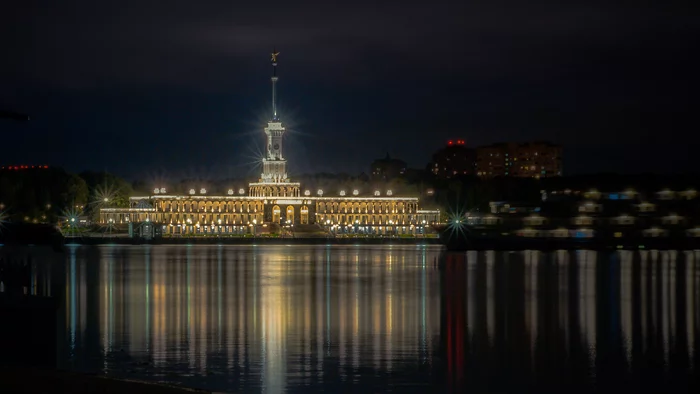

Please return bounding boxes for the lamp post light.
[105,218,115,238]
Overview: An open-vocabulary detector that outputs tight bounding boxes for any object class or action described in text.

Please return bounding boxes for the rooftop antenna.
[271,48,280,121]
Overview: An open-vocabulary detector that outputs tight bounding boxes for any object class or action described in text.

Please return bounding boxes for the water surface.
[30,245,700,393]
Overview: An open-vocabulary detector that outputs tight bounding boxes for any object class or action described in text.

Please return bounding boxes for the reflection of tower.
[262,49,288,183]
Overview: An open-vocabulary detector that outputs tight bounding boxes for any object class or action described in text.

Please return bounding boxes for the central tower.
[250,50,300,200]
[261,49,288,183]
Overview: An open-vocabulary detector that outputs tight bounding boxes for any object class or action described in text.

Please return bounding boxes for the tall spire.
[271,48,280,121]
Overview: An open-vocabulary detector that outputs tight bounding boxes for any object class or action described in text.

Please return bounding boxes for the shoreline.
[63,236,443,246]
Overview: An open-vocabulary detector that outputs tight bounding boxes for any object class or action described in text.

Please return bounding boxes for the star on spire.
[271,50,280,63]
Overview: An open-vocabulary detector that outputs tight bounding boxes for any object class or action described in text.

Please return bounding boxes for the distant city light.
[189,189,195,195]
[239,188,245,195]
[304,190,310,196]
[374,190,380,196]
[160,188,166,193]
[353,190,359,196]
[154,188,160,194]
[228,189,234,195]
[200,188,207,194]
[340,190,346,196]
[387,190,393,196]
[317,189,323,196]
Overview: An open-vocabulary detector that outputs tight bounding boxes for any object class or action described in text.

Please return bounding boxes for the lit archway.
[300,205,309,224]
[286,205,295,224]
[272,205,281,224]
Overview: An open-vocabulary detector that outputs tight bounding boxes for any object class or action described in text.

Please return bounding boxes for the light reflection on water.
[26,246,700,393]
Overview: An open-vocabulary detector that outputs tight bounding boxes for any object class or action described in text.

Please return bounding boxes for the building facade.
[100,52,440,235]
[371,153,407,181]
[429,139,475,179]
[475,141,562,178]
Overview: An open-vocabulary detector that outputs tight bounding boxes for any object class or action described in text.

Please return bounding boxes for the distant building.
[476,141,562,178]
[371,153,407,181]
[429,139,475,179]
[0,165,50,171]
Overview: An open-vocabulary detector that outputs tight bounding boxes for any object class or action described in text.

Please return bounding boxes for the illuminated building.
[100,52,440,235]
[475,141,562,178]
[428,139,475,179]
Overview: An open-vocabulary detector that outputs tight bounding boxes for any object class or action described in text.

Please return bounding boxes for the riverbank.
[0,367,211,393]
[65,236,443,246]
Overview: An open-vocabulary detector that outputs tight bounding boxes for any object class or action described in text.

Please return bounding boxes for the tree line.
[2,167,695,225]
[0,168,132,224]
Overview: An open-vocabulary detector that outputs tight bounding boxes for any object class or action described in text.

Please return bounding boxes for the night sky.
[1,1,697,179]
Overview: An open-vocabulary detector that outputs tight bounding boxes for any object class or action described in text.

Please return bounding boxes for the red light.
[448,140,453,145]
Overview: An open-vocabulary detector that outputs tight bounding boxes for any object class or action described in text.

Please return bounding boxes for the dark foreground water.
[28,246,700,393]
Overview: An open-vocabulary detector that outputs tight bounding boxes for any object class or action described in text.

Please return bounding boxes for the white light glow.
[228,189,234,195]
[200,188,207,194]
[353,189,359,196]
[189,189,195,195]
